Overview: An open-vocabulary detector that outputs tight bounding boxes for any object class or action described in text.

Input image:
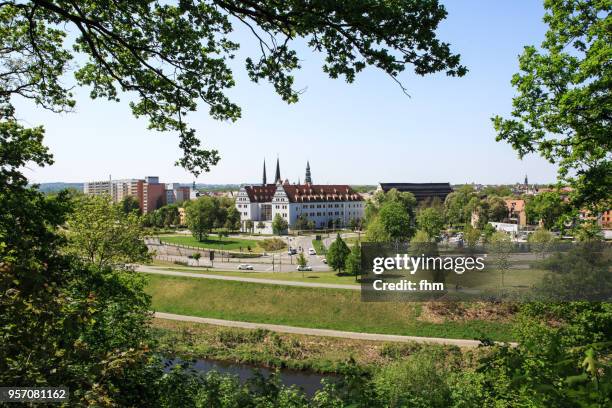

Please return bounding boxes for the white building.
[236,160,364,232]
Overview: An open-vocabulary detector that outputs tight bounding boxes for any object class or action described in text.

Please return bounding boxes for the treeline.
[118,195,243,235]
[362,185,590,245]
[185,195,241,241]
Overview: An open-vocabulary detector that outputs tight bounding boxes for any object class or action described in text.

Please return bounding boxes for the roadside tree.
[186,196,219,241]
[296,252,307,268]
[293,214,309,230]
[345,243,362,280]
[272,213,288,235]
[326,234,351,272]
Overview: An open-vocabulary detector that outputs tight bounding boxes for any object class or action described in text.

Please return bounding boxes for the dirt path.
[154,312,516,347]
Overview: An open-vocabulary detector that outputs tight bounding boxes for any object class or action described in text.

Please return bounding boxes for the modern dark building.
[377,183,453,203]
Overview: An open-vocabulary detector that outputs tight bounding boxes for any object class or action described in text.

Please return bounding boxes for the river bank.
[151,318,489,374]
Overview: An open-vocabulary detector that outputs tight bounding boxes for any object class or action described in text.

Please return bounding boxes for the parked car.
[297,265,312,271]
[287,248,297,255]
[308,248,317,255]
[237,264,254,270]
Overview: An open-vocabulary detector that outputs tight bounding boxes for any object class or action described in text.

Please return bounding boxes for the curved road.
[137,265,359,290]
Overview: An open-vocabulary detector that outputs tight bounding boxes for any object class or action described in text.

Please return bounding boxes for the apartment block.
[83,176,192,213]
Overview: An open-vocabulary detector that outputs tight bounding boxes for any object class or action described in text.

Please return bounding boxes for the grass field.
[160,235,264,252]
[145,274,515,341]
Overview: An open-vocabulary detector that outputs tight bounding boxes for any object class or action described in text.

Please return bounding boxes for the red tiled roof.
[244,185,277,202]
[283,184,362,203]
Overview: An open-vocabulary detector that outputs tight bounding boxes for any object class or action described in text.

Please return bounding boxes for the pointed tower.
[524,174,528,186]
[305,161,312,184]
[262,160,267,185]
[274,157,281,184]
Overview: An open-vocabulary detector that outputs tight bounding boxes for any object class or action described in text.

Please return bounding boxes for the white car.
[308,248,317,255]
[237,264,254,270]
[297,265,312,271]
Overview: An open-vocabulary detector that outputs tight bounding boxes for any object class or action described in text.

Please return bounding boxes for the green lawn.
[160,235,263,252]
[311,239,327,255]
[159,267,360,285]
[145,274,515,341]
[343,236,361,246]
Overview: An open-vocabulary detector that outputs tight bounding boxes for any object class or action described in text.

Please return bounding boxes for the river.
[166,358,339,397]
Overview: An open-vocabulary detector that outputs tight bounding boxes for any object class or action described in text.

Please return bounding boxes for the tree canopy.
[1,0,466,175]
[492,0,611,211]
[66,194,150,269]
[272,213,288,235]
[525,191,566,229]
[416,206,445,241]
[186,196,217,240]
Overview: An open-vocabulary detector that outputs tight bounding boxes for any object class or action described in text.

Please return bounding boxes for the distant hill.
[193,184,241,192]
[33,182,84,194]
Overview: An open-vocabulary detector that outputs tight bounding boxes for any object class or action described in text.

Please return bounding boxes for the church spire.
[305,161,312,184]
[274,157,281,184]
[262,159,267,185]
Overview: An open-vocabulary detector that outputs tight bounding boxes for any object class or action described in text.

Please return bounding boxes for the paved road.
[154,312,514,347]
[138,265,360,290]
[149,233,335,272]
[151,254,330,272]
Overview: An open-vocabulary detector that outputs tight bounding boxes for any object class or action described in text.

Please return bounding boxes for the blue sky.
[20,1,558,185]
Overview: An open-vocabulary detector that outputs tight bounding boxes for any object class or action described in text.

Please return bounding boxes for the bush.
[258,238,287,251]
[372,352,452,408]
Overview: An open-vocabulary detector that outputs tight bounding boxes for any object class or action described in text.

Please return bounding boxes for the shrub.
[258,238,287,251]
[372,352,452,408]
